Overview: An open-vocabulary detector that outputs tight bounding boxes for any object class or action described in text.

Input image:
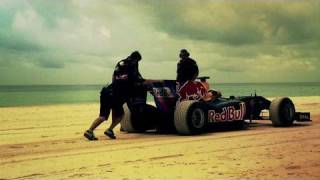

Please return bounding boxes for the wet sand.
[0,96,319,179]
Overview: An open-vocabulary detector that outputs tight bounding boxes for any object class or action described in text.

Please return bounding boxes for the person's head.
[179,49,190,59]
[129,51,142,63]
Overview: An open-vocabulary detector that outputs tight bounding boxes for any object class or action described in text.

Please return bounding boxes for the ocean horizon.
[1,82,320,107]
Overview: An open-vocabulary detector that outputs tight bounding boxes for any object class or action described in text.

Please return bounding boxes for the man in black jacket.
[176,49,199,85]
[84,51,144,140]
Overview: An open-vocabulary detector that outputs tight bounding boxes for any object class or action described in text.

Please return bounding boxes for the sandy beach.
[0,96,319,180]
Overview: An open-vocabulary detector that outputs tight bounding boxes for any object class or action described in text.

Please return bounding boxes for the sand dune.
[0,96,319,179]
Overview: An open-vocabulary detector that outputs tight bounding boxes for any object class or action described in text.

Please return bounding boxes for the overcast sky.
[0,0,319,85]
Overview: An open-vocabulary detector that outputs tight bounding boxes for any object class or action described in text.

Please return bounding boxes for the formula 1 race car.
[120,77,311,135]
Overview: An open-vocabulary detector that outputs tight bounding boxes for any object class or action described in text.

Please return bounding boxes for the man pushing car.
[84,51,145,140]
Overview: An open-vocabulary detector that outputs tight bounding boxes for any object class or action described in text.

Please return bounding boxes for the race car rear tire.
[120,103,157,133]
[270,97,295,127]
[174,101,207,135]
[120,104,136,132]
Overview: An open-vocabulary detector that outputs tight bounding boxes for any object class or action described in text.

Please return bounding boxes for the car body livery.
[121,77,311,135]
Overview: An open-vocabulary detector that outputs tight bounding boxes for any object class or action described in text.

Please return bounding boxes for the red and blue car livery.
[120,77,311,135]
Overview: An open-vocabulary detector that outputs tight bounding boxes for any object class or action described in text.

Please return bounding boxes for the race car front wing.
[295,112,311,122]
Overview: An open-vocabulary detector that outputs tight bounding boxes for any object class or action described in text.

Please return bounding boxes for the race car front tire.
[174,101,207,135]
[270,97,295,127]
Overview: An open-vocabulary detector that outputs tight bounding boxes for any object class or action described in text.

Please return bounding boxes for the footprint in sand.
[97,163,111,167]
[69,173,91,178]
[9,145,23,149]
[286,166,301,169]
[286,165,301,170]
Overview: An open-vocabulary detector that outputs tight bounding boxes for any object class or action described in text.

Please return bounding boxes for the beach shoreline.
[0,96,319,179]
[0,95,319,107]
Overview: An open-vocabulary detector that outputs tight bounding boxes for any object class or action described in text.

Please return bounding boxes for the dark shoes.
[84,129,116,140]
[84,130,98,141]
[104,129,116,139]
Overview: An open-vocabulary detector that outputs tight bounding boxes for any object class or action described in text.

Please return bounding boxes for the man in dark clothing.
[176,49,199,85]
[84,51,144,140]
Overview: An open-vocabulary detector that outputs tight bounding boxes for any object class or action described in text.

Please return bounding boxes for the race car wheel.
[120,104,135,132]
[174,101,207,135]
[270,97,295,127]
[120,103,157,133]
[191,108,206,129]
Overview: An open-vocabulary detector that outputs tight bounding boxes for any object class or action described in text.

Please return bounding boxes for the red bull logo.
[208,102,246,122]
[177,81,208,102]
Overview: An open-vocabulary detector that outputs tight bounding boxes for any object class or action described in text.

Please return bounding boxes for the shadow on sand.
[136,120,312,136]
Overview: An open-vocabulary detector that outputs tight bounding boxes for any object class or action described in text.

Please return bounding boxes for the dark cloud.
[0,6,43,52]
[200,57,250,73]
[214,65,247,73]
[141,1,320,47]
[262,2,320,44]
[296,42,320,59]
[138,1,264,46]
[27,0,77,28]
[36,58,65,69]
[0,31,43,52]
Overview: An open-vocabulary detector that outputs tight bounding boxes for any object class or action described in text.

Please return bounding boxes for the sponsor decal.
[208,102,246,122]
[177,81,207,102]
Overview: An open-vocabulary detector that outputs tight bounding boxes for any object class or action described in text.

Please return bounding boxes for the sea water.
[0,82,319,107]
